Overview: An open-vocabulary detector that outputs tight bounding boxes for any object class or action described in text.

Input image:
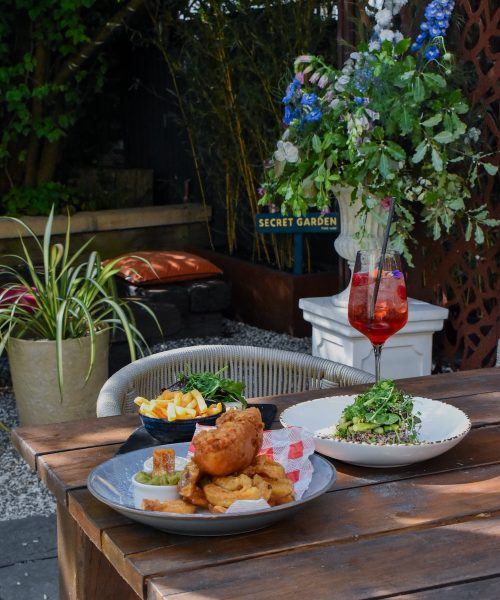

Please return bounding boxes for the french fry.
[175,405,197,419]
[154,399,170,408]
[137,388,223,421]
[206,402,223,416]
[151,407,165,419]
[134,396,149,407]
[191,389,208,413]
[166,402,177,421]
[171,392,181,406]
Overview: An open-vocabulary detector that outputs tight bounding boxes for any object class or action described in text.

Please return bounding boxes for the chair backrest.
[97,345,375,417]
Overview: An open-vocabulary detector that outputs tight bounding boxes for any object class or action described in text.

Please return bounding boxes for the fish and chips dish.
[138,407,295,514]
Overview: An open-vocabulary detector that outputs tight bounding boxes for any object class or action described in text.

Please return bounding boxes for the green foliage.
[148,0,338,258]
[3,182,81,216]
[260,39,499,264]
[0,206,159,393]
[173,368,247,407]
[0,1,116,204]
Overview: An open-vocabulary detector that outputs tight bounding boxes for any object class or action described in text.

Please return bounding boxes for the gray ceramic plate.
[87,442,336,536]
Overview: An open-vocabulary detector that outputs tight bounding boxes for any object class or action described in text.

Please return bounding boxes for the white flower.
[295,55,313,64]
[341,62,354,75]
[335,74,351,92]
[375,8,393,26]
[379,29,395,42]
[318,74,329,88]
[393,0,408,12]
[356,116,369,129]
[365,109,380,121]
[329,98,342,110]
[323,90,335,103]
[368,39,381,51]
[467,128,481,142]
[274,141,299,164]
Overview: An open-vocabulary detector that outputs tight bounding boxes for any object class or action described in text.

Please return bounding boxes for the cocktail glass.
[348,250,408,382]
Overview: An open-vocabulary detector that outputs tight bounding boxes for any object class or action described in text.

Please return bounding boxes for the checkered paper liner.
[189,425,315,501]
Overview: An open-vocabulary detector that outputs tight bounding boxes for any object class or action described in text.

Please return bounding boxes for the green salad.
[168,367,247,407]
[332,379,421,445]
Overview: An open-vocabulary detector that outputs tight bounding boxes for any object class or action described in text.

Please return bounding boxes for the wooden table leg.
[57,501,141,600]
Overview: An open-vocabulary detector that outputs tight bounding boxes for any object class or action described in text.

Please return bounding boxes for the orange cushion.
[110,251,222,285]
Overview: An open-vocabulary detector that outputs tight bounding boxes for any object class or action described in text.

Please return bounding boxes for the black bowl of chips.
[140,403,226,443]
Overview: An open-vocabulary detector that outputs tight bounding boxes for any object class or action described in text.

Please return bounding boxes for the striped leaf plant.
[0,206,159,399]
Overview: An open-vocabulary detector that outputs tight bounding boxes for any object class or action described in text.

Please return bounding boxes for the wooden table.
[12,368,500,600]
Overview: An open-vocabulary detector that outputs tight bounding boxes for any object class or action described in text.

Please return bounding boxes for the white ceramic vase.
[331,185,385,307]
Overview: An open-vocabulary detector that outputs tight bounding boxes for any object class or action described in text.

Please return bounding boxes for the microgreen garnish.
[334,379,420,444]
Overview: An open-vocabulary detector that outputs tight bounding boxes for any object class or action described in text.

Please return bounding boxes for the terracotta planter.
[8,330,109,426]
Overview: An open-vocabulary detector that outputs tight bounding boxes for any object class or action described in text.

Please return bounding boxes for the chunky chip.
[177,455,295,512]
[141,499,197,514]
[134,389,223,422]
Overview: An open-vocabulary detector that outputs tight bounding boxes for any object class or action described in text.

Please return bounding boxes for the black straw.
[369,198,396,321]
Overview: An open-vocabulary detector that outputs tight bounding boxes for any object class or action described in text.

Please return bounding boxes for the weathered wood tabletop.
[12,368,500,600]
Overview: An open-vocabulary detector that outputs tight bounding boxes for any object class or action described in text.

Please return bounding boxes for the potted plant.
[0,207,157,426]
[260,0,499,274]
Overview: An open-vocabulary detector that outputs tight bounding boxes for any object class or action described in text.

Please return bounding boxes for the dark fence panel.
[397,0,499,369]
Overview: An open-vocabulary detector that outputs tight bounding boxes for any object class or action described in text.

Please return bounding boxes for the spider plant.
[0,206,159,395]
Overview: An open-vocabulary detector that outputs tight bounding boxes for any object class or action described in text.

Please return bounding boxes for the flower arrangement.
[259,0,498,264]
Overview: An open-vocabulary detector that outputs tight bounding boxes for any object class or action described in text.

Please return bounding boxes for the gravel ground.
[0,319,311,521]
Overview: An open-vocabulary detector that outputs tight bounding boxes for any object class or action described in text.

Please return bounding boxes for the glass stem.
[372,344,383,383]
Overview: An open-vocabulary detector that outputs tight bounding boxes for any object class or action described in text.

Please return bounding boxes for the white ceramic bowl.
[280,395,471,468]
[132,455,189,509]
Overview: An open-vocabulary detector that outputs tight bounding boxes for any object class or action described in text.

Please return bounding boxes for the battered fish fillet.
[192,407,264,476]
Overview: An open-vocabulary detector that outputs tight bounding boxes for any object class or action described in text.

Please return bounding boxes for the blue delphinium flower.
[353,64,374,94]
[281,74,323,127]
[303,107,322,122]
[411,0,455,57]
[301,93,319,107]
[283,105,301,126]
[282,76,303,125]
[282,77,302,104]
[424,45,440,60]
[300,93,322,124]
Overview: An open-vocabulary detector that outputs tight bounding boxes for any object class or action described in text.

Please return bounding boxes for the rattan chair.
[96,344,375,417]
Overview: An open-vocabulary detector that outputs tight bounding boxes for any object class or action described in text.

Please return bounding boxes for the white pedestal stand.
[299,296,448,379]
